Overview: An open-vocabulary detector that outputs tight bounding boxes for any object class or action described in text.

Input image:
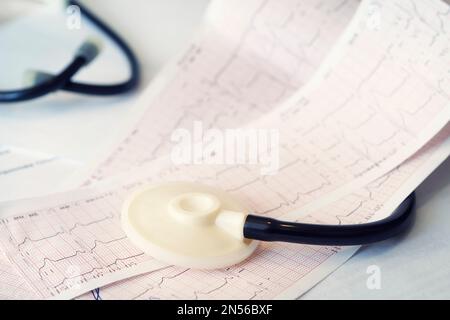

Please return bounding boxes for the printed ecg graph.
[0,0,359,298]
[77,126,449,300]
[86,0,360,182]
[82,245,342,300]
[85,0,450,185]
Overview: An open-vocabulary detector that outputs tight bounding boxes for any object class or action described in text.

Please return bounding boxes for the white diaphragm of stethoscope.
[121,182,258,269]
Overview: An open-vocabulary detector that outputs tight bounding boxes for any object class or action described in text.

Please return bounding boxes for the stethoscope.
[121,182,415,269]
[2,2,416,269]
[0,0,140,103]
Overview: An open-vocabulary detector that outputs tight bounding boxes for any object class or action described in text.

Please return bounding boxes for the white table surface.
[1,0,449,299]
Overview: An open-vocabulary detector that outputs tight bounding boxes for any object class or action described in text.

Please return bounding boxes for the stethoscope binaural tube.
[0,0,140,103]
[243,192,415,246]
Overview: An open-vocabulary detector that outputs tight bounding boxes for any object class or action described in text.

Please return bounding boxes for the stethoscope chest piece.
[121,182,258,269]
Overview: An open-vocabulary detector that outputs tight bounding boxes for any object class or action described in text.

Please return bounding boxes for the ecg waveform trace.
[86,0,362,183]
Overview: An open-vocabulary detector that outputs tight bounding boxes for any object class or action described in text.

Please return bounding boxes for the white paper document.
[0,146,80,202]
[0,0,449,300]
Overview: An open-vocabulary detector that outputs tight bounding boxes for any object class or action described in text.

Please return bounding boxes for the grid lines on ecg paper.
[90,0,362,182]
[0,256,36,299]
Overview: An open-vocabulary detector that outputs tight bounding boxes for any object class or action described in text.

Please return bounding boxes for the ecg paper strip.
[0,123,447,300]
[78,0,450,187]
[76,0,361,185]
[77,126,450,300]
[0,0,449,300]
[0,0,349,299]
